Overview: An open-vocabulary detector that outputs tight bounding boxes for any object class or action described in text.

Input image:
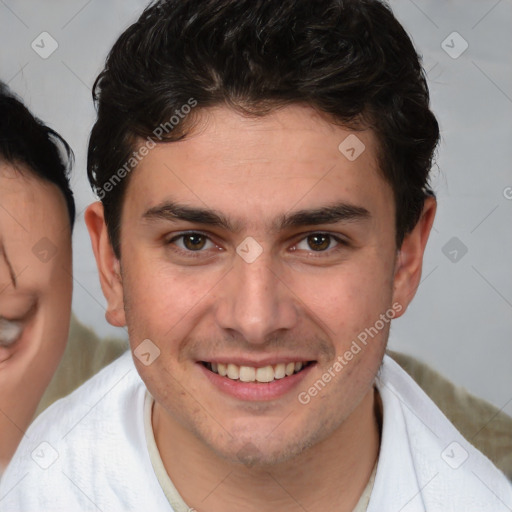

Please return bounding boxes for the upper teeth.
[209,362,306,383]
[0,319,23,347]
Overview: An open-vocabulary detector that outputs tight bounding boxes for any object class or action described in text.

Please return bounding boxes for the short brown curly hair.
[88,0,439,257]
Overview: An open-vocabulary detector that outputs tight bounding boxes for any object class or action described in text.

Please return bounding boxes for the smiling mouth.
[201,361,314,383]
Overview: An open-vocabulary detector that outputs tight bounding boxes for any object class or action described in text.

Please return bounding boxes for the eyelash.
[166,231,348,258]
[292,233,348,256]
[166,231,218,259]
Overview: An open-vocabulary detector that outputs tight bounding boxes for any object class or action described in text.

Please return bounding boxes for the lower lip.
[198,363,315,401]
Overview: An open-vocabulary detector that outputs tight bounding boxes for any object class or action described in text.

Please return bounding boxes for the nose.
[214,250,299,345]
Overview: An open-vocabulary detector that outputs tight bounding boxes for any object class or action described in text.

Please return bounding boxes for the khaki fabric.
[34,315,512,481]
[35,313,128,416]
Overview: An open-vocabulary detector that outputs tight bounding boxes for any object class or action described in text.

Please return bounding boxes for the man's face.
[97,105,414,465]
[0,163,72,468]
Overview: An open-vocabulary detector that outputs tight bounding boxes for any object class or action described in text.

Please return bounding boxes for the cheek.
[292,254,394,337]
[24,290,72,381]
[3,249,73,370]
[38,246,73,351]
[122,254,215,347]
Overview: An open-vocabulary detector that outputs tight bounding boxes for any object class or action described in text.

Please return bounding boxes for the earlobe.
[84,201,126,327]
[392,196,437,317]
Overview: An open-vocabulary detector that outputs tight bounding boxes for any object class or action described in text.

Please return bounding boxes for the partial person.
[1,1,511,510]
[0,83,128,474]
[0,83,74,472]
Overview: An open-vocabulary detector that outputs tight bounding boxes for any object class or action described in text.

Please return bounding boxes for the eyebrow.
[276,203,370,230]
[142,200,371,232]
[0,244,17,289]
[143,202,239,231]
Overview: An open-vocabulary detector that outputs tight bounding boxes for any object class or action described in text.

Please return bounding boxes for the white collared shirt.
[0,352,510,511]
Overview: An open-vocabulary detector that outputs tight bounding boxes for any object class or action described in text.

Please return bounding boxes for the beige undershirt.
[144,392,377,512]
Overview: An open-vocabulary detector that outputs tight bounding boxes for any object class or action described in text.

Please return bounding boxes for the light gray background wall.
[1,0,511,411]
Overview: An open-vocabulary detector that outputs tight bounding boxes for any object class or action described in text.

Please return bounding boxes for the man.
[1,0,511,510]
[0,83,74,472]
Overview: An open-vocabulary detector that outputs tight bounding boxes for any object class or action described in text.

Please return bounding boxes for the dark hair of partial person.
[0,82,75,230]
[88,0,440,257]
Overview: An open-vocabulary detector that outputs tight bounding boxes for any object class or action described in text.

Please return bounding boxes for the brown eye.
[182,233,207,251]
[167,232,218,257]
[307,234,331,251]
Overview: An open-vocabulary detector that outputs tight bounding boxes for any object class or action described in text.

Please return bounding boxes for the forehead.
[0,162,70,291]
[0,161,68,223]
[125,105,392,225]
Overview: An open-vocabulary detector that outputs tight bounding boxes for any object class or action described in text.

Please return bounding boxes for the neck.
[153,386,381,512]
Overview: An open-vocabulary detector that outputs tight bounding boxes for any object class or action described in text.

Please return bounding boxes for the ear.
[392,196,436,318]
[84,201,126,327]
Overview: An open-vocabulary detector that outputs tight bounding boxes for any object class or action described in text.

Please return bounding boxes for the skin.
[86,104,435,512]
[0,162,72,471]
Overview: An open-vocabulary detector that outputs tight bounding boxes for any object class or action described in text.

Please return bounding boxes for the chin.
[233,445,304,469]
[206,419,327,469]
